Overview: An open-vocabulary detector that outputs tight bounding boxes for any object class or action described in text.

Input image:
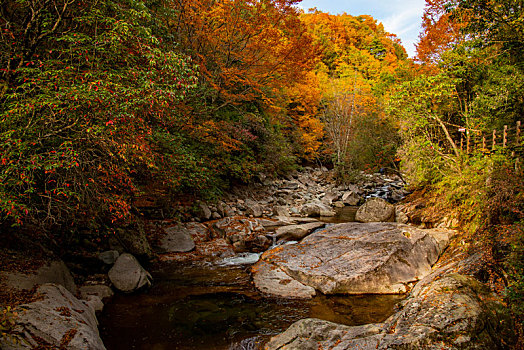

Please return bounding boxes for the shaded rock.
[98,250,119,265]
[217,202,235,217]
[273,205,290,217]
[342,191,360,206]
[79,284,114,302]
[395,206,409,224]
[158,224,196,253]
[1,260,76,295]
[252,260,316,299]
[244,235,272,252]
[246,203,264,217]
[196,202,212,221]
[1,283,105,350]
[355,198,395,222]
[274,222,325,241]
[300,201,335,217]
[84,295,104,313]
[114,224,153,260]
[253,223,451,296]
[321,191,340,205]
[108,253,152,293]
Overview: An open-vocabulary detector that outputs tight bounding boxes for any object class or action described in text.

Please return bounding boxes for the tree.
[416,0,466,65]
[0,0,198,228]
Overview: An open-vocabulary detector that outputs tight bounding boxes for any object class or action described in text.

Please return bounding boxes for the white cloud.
[378,0,426,57]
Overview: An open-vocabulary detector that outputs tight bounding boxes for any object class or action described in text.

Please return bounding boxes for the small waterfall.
[217,252,262,266]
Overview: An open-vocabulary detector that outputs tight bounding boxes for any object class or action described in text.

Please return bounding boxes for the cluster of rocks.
[2,167,483,350]
[1,234,154,349]
[0,259,110,349]
[264,254,515,350]
[151,167,412,261]
[191,167,409,222]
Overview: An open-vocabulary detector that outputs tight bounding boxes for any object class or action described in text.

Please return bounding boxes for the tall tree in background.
[302,10,407,175]
[416,0,466,65]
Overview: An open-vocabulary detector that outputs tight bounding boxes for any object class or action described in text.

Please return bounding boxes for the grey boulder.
[157,224,196,253]
[356,197,395,222]
[108,253,152,293]
[342,191,360,206]
[1,283,105,350]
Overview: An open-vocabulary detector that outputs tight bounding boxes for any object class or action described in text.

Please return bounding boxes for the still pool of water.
[99,262,404,350]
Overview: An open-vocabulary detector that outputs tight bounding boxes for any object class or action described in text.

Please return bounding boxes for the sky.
[295,0,427,58]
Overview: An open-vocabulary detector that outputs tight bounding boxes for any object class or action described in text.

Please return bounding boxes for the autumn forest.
[1,0,524,344]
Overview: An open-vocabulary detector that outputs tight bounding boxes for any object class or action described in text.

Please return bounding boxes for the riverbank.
[0,167,516,349]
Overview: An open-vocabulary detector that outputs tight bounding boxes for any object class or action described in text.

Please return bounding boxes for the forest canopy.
[0,0,406,230]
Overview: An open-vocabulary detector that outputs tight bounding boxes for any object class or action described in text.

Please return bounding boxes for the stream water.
[99,206,404,349]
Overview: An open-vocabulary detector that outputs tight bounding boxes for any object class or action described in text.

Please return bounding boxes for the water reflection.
[99,263,403,350]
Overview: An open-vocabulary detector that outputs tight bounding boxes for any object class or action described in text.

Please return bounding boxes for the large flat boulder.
[253,223,451,297]
[265,273,514,350]
[252,260,316,299]
[1,283,105,350]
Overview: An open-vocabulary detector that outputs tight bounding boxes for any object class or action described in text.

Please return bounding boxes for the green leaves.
[0,0,199,228]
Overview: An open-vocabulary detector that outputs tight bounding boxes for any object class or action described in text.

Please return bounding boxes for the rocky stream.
[0,167,515,349]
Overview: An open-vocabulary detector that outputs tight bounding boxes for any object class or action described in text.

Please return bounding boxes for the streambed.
[99,261,403,350]
[99,206,403,349]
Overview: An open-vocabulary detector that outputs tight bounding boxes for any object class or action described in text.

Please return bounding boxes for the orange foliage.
[166,0,317,108]
[283,71,324,159]
[416,0,468,65]
[301,10,406,80]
